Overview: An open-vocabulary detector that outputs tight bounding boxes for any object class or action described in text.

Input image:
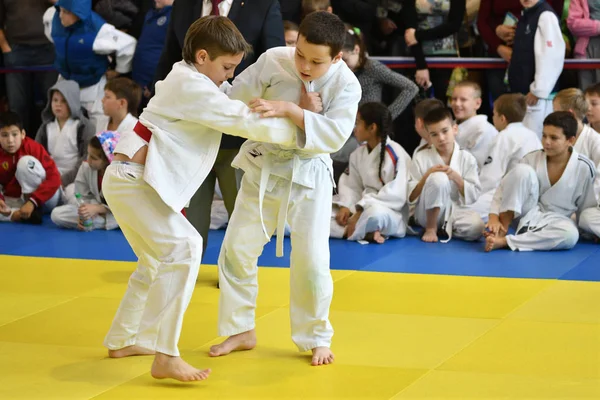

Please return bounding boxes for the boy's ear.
[119,98,128,110]
[20,129,26,138]
[195,49,209,65]
[332,51,343,64]
[475,97,482,110]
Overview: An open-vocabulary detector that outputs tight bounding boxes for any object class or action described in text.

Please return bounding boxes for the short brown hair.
[182,16,252,63]
[494,93,527,123]
[584,82,600,98]
[105,77,142,117]
[414,98,445,119]
[554,88,589,121]
[423,107,454,127]
[298,11,345,57]
[454,80,482,99]
[302,0,331,16]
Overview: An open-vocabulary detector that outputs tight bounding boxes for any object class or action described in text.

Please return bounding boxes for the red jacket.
[0,137,61,207]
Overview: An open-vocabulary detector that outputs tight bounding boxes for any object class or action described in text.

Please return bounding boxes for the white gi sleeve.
[93,23,137,74]
[458,152,481,206]
[356,162,409,213]
[577,161,598,220]
[530,11,566,99]
[407,154,425,205]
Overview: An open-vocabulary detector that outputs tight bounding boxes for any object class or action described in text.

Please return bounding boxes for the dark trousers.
[3,43,58,136]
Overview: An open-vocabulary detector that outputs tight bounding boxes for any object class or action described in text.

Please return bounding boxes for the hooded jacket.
[51,0,110,88]
[35,80,96,187]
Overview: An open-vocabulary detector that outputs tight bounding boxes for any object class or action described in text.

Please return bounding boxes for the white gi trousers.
[102,162,202,357]
[51,203,118,230]
[523,99,554,140]
[414,172,484,241]
[217,164,334,351]
[579,206,600,238]
[330,204,407,240]
[497,164,580,251]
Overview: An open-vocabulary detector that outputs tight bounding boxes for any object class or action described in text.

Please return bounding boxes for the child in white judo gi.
[101,16,301,382]
[485,111,597,252]
[584,83,600,132]
[209,12,362,366]
[553,88,600,167]
[450,81,498,169]
[408,107,484,243]
[412,98,445,157]
[331,102,412,243]
[467,94,542,220]
[508,0,565,137]
[51,131,120,230]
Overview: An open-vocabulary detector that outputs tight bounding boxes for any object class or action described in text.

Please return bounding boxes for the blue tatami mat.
[1,217,599,281]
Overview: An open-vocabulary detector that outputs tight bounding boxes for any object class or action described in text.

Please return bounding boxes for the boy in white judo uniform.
[408,107,484,243]
[467,94,542,220]
[508,0,565,137]
[485,111,597,252]
[412,98,445,157]
[450,81,498,169]
[331,102,412,243]
[101,16,301,382]
[553,88,600,168]
[209,12,362,366]
[584,83,600,133]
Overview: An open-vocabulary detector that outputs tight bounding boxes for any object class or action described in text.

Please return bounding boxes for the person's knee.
[15,155,45,194]
[425,171,451,189]
[559,222,579,249]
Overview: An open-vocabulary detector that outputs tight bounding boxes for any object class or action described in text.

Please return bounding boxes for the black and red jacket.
[0,137,61,207]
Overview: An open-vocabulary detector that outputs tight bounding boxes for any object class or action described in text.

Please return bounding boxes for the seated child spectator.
[35,80,96,198]
[584,83,600,132]
[485,112,597,252]
[132,0,174,110]
[331,102,412,243]
[413,98,446,157]
[51,131,120,231]
[0,111,61,224]
[553,88,600,167]
[467,93,542,220]
[97,77,141,134]
[284,20,299,47]
[450,81,498,169]
[408,107,484,243]
[43,0,137,125]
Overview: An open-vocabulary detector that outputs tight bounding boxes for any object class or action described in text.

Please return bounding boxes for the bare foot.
[485,235,508,252]
[108,345,155,358]
[208,330,256,357]
[422,228,438,243]
[150,353,211,382]
[311,347,334,366]
[365,231,386,244]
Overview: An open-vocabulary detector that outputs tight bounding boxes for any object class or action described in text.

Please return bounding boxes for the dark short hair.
[414,98,445,120]
[298,11,345,57]
[423,107,454,127]
[543,111,578,139]
[182,15,253,63]
[0,111,23,131]
[494,93,527,123]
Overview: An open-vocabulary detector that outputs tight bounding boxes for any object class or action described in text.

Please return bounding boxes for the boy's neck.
[576,120,585,139]
[591,121,600,133]
[109,110,128,128]
[458,113,478,124]
[437,142,455,161]
[547,148,571,165]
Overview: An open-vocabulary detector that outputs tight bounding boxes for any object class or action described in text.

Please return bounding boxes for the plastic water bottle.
[75,193,93,231]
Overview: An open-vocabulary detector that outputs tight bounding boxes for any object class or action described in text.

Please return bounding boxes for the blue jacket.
[132,6,172,89]
[52,0,109,88]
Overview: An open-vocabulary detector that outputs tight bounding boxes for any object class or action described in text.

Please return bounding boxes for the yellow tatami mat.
[1,254,599,399]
